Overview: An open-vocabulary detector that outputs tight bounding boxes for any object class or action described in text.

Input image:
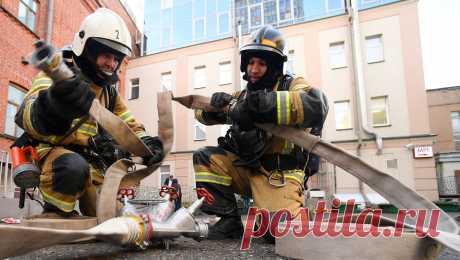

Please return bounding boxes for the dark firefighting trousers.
[39,147,104,216]
[193,146,305,218]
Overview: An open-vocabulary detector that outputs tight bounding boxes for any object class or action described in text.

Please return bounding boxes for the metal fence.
[135,185,198,205]
[0,150,15,198]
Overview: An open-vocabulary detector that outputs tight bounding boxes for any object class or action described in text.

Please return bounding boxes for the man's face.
[246,56,267,83]
[95,52,120,76]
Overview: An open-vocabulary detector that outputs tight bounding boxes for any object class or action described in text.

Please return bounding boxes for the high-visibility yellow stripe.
[286,92,291,125]
[195,171,232,186]
[276,91,291,125]
[40,190,76,212]
[277,93,282,125]
[261,39,277,48]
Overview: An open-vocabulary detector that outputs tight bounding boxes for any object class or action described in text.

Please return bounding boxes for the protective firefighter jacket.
[195,76,328,174]
[15,72,147,159]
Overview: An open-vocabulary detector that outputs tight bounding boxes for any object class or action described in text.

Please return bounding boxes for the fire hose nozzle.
[30,40,74,82]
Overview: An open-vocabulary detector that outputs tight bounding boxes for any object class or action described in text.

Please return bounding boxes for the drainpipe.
[347,0,383,155]
[45,0,54,44]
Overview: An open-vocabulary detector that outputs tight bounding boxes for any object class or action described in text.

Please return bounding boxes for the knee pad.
[52,153,90,195]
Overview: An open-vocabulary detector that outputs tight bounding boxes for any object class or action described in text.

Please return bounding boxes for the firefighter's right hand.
[48,72,95,120]
[210,92,233,108]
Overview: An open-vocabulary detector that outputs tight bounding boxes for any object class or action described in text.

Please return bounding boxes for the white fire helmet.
[72,8,132,58]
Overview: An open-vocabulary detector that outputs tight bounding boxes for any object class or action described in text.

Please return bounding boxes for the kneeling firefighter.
[193,25,329,239]
[13,8,163,217]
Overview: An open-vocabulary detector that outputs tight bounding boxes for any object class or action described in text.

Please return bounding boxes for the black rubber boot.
[208,216,244,240]
[41,202,79,218]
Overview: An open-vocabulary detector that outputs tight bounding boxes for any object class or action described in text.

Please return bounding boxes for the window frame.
[218,61,232,85]
[161,72,173,92]
[371,95,391,127]
[4,84,26,137]
[325,0,345,13]
[193,17,206,40]
[193,65,207,89]
[333,100,353,131]
[248,2,264,29]
[277,0,294,23]
[128,78,140,100]
[328,41,347,69]
[450,111,460,151]
[217,11,230,35]
[366,34,385,64]
[286,49,295,73]
[18,0,37,31]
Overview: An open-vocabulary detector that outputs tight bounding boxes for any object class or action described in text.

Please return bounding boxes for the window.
[219,61,232,85]
[279,0,293,22]
[451,112,460,151]
[4,85,26,137]
[263,0,277,25]
[129,78,139,100]
[18,0,37,31]
[386,159,398,169]
[161,72,172,91]
[161,0,173,9]
[194,66,206,89]
[218,12,230,34]
[366,35,384,63]
[334,100,352,130]
[193,18,206,40]
[329,41,346,69]
[371,96,390,126]
[249,3,263,29]
[287,49,295,73]
[161,27,172,48]
[160,165,170,186]
[326,0,344,13]
[194,120,206,140]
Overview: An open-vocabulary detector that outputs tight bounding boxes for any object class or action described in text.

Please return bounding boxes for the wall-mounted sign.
[413,145,433,158]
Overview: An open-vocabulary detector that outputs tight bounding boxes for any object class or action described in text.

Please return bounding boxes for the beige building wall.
[427,87,460,153]
[125,0,439,201]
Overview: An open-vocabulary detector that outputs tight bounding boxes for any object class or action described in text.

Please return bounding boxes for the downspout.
[347,0,383,155]
[45,0,54,44]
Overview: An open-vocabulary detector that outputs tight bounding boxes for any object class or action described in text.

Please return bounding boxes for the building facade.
[427,86,460,198]
[127,0,439,202]
[0,0,141,199]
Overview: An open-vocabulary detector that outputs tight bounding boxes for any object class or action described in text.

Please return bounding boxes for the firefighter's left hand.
[141,136,164,166]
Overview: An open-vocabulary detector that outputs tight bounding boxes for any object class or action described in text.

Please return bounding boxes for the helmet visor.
[93,37,132,57]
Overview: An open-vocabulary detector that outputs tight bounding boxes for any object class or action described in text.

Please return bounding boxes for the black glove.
[228,98,254,131]
[48,72,95,121]
[210,92,233,108]
[89,133,130,167]
[141,136,165,166]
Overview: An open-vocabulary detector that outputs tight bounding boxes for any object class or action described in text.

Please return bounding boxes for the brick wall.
[0,0,140,151]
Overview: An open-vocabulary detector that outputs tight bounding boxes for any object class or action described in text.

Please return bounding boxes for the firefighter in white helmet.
[15,8,163,217]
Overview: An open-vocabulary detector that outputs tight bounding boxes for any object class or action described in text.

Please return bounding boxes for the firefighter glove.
[48,72,95,121]
[210,92,233,108]
[228,98,254,131]
[141,136,165,166]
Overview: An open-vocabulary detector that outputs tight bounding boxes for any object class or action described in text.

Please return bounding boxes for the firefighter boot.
[208,216,244,239]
